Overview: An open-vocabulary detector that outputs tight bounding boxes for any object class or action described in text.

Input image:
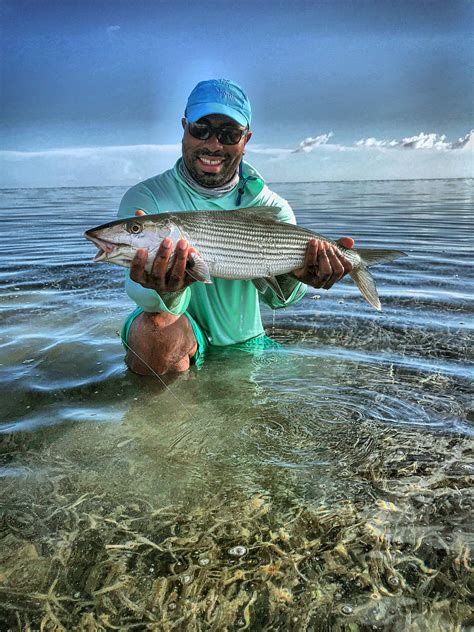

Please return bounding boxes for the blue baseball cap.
[185,79,251,128]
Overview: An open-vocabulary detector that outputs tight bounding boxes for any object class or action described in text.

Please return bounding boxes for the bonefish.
[85,206,407,310]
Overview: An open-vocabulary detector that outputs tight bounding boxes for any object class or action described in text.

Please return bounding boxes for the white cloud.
[246,129,473,181]
[1,144,180,159]
[246,146,294,156]
[400,133,448,149]
[292,133,334,153]
[355,130,474,151]
[355,137,398,148]
[106,25,120,34]
[0,144,181,187]
[248,133,346,160]
[0,130,471,188]
[256,129,473,157]
[451,130,474,150]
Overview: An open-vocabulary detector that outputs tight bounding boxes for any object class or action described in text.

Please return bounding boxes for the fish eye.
[126,221,143,235]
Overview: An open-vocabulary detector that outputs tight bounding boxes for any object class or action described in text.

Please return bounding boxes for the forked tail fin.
[349,248,407,311]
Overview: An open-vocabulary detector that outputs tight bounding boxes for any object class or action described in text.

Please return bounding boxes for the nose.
[203,133,224,151]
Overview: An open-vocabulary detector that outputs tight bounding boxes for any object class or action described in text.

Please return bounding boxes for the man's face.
[181,114,252,187]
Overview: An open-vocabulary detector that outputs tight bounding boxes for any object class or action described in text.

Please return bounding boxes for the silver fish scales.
[85,206,407,310]
[172,210,316,278]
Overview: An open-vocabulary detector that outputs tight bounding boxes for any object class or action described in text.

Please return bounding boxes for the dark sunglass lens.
[188,121,246,144]
[188,123,210,140]
[218,128,243,145]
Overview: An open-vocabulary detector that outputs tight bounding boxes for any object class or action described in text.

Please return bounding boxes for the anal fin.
[252,276,286,301]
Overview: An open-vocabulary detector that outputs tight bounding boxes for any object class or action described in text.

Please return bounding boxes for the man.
[119,79,354,375]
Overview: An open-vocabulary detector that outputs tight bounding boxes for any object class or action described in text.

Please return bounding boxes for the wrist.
[159,287,190,314]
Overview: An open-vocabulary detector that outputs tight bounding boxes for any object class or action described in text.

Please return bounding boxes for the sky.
[0,0,472,187]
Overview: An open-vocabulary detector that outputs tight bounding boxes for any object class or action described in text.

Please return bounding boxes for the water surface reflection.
[1,179,473,629]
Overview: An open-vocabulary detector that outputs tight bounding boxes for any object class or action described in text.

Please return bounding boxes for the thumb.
[135,209,146,217]
[336,236,355,249]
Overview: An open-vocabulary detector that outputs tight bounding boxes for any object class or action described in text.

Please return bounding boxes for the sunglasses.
[186,120,248,145]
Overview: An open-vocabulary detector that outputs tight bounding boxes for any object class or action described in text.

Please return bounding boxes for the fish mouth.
[84,232,116,262]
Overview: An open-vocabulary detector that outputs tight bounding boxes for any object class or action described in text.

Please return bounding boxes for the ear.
[243,130,252,146]
[181,117,187,130]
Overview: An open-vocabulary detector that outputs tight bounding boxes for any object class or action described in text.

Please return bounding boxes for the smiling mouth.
[199,156,224,165]
[196,155,227,172]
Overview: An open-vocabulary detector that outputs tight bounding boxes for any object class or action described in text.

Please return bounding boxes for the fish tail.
[349,265,381,310]
[350,248,407,311]
[356,248,408,267]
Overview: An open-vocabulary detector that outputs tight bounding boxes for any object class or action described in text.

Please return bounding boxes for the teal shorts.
[120,307,279,367]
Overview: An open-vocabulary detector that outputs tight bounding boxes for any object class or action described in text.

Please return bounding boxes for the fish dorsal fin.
[146,207,285,224]
[226,206,285,223]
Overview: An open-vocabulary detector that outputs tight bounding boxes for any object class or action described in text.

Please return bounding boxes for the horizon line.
[1,176,472,192]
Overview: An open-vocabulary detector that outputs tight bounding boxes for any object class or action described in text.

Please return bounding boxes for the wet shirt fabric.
[118,159,307,347]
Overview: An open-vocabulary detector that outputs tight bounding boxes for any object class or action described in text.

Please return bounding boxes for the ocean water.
[0,179,473,630]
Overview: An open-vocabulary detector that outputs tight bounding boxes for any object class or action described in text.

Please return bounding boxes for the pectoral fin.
[186,252,212,284]
[252,276,286,301]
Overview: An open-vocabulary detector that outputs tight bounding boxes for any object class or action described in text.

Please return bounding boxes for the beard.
[185,149,238,187]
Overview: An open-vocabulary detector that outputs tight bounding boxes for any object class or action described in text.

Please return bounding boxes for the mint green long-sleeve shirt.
[118,159,307,346]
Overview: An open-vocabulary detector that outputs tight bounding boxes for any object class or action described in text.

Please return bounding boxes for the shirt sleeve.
[118,183,159,218]
[118,183,190,315]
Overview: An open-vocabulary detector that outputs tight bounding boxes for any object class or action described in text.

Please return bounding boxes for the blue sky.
[1,0,472,186]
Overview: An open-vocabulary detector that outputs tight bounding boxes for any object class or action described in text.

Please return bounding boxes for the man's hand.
[292,237,354,290]
[129,210,197,293]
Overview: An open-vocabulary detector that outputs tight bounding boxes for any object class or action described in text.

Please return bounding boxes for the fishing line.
[115,331,255,449]
[115,330,197,422]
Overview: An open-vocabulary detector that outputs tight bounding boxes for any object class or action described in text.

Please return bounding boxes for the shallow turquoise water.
[0,179,473,630]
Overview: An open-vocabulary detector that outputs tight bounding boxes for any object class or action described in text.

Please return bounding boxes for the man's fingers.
[304,238,319,268]
[130,248,148,283]
[290,238,355,289]
[331,243,353,274]
[150,237,173,280]
[314,242,332,287]
[135,209,146,217]
[186,247,198,269]
[130,238,196,292]
[167,240,189,289]
[323,246,345,288]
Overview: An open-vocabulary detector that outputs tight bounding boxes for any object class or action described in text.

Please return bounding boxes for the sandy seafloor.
[0,178,473,631]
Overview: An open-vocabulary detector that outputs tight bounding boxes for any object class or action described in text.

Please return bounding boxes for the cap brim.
[186,103,249,127]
